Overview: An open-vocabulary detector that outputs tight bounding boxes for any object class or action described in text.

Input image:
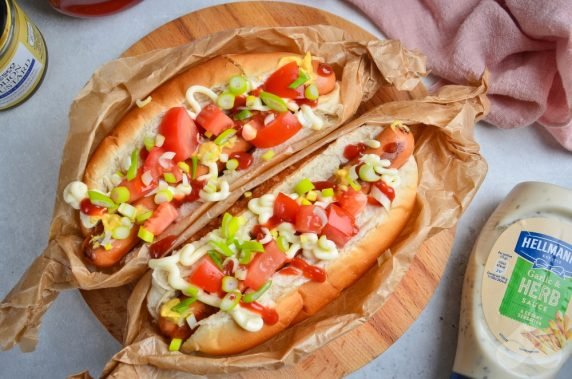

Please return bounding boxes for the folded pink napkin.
[348,0,572,150]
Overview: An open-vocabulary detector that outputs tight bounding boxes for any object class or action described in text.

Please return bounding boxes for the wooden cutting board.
[80,2,455,377]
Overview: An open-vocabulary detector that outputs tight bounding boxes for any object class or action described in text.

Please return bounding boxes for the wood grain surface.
[80,2,454,377]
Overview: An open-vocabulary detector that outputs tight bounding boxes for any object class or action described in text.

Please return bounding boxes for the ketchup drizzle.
[80,198,106,216]
[229,152,253,170]
[149,235,177,259]
[290,257,327,282]
[242,302,279,325]
[343,143,367,160]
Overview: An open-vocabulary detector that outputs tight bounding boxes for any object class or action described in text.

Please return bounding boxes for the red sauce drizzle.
[317,63,334,76]
[242,302,279,325]
[250,225,267,241]
[343,143,367,160]
[149,235,177,259]
[182,180,206,203]
[229,152,253,170]
[290,257,327,282]
[80,198,106,216]
[376,181,396,201]
[312,180,336,191]
[280,267,301,276]
[139,147,149,162]
[295,97,318,107]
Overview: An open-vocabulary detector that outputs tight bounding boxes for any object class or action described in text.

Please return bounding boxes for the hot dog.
[147,121,417,355]
[62,52,344,269]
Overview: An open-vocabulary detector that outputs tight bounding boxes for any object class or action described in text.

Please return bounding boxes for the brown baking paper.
[98,74,490,377]
[0,25,427,352]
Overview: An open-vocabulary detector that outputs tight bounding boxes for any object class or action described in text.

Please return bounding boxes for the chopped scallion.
[259,91,288,112]
[304,83,319,101]
[171,297,197,313]
[168,338,182,352]
[88,190,116,208]
[214,128,237,146]
[228,75,248,95]
[294,178,315,195]
[126,149,139,181]
[289,69,310,89]
[234,109,252,121]
[242,281,272,303]
[225,159,239,171]
[137,226,154,243]
[216,92,235,110]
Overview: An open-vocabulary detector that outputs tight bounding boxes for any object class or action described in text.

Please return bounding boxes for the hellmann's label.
[482,217,571,357]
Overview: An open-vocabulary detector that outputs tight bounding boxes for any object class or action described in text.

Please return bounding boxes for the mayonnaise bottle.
[452,182,572,378]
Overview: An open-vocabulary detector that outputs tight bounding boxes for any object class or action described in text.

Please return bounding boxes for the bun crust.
[176,157,418,355]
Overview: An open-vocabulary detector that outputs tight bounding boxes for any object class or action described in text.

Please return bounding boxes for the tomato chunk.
[250,112,302,148]
[188,257,224,294]
[295,205,326,234]
[263,61,301,99]
[336,188,368,217]
[119,169,154,202]
[159,107,198,162]
[273,192,300,224]
[243,241,287,291]
[143,202,179,236]
[321,204,358,247]
[196,104,234,136]
[143,147,166,184]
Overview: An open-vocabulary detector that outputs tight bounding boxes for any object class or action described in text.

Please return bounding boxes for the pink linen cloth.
[347,0,572,150]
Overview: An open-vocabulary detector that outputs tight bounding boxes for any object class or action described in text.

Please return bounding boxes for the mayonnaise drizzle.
[185,85,218,118]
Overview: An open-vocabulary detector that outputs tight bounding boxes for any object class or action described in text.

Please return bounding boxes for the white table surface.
[1,0,570,378]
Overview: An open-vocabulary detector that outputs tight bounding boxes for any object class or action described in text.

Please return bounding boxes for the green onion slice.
[169,338,182,352]
[144,136,155,152]
[225,159,239,171]
[261,150,275,161]
[222,276,239,293]
[136,209,153,224]
[304,84,319,101]
[126,149,139,181]
[210,240,235,257]
[88,190,116,209]
[228,75,248,95]
[234,109,252,121]
[241,240,264,254]
[216,92,235,110]
[111,186,130,204]
[163,172,177,184]
[118,203,137,219]
[289,69,310,89]
[214,128,237,146]
[238,240,264,265]
[138,226,154,243]
[177,161,190,173]
[242,281,272,303]
[112,225,131,240]
[208,251,224,270]
[220,291,241,312]
[184,285,199,298]
[276,236,289,252]
[321,188,334,198]
[171,297,197,313]
[259,91,288,112]
[238,249,253,265]
[294,178,315,195]
[191,156,198,179]
[221,213,240,240]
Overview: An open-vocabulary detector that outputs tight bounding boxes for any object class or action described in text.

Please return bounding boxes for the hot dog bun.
[147,123,417,355]
[181,157,417,355]
[84,52,337,193]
